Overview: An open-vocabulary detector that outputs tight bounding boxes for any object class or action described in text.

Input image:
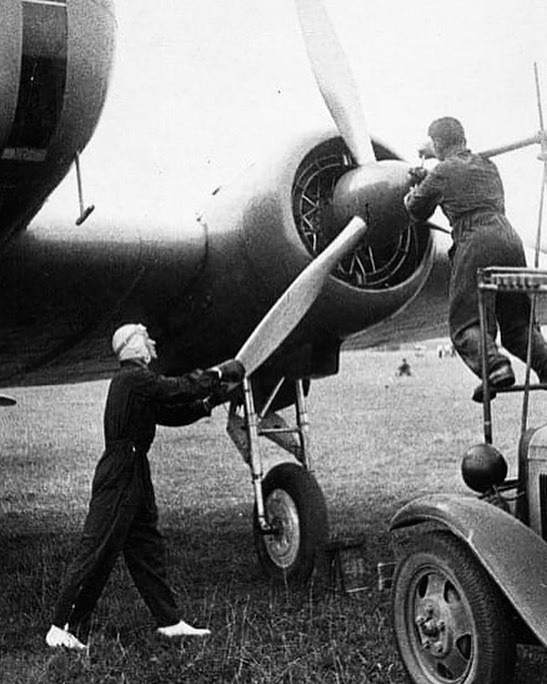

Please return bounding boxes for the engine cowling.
[163,130,434,378]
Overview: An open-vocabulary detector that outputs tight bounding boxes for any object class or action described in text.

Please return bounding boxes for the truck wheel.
[392,531,515,684]
[253,462,328,584]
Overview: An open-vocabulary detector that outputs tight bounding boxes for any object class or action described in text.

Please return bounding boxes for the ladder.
[477,266,547,444]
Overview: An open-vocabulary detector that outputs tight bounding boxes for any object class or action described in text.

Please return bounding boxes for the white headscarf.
[111,324,151,363]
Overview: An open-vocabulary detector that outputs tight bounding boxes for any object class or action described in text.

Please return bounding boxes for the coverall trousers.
[449,212,547,381]
[52,442,180,639]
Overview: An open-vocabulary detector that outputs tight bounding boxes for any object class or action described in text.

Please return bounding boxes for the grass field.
[2,348,547,683]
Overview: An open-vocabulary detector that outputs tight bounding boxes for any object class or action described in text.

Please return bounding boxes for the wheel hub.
[415,603,448,657]
[409,570,474,680]
[263,489,301,569]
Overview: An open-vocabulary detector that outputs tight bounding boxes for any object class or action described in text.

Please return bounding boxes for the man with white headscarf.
[46,323,244,650]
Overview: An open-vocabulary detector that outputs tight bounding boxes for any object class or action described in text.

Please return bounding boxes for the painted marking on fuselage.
[1,147,47,162]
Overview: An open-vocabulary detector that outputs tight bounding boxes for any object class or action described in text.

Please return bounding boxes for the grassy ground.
[2,348,547,683]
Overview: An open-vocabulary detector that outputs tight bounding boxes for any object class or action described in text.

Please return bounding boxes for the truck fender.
[391,492,547,648]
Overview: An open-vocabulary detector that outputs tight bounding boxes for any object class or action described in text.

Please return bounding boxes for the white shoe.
[157,620,211,638]
[45,625,86,650]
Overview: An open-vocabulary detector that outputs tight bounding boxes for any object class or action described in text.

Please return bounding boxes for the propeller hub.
[332,160,413,246]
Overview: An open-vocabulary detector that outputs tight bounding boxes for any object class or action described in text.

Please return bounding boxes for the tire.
[392,531,516,684]
[253,462,328,584]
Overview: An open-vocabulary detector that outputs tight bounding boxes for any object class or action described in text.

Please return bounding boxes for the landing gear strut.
[227,376,328,583]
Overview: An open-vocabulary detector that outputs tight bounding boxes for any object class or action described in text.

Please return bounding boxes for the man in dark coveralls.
[46,323,244,649]
[405,117,547,401]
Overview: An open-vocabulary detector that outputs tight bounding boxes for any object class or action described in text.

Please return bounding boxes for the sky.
[38,0,547,243]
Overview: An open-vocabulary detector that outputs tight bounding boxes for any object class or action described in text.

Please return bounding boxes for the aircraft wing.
[0,126,446,390]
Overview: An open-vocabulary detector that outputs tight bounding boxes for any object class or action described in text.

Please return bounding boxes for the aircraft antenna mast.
[74,152,95,226]
[533,62,547,268]
[520,62,547,433]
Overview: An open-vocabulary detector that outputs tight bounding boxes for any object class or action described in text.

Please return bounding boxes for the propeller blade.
[478,133,542,159]
[236,216,369,374]
[295,0,375,165]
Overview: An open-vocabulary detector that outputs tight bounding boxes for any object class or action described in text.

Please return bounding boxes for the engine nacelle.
[178,130,434,375]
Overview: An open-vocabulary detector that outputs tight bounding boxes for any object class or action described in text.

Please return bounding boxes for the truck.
[382,267,547,684]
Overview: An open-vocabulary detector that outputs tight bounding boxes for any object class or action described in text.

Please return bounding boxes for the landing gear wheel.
[254,462,328,584]
[392,532,515,684]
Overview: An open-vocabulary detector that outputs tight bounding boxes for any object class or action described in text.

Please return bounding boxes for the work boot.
[157,620,211,638]
[45,625,86,650]
[472,362,515,403]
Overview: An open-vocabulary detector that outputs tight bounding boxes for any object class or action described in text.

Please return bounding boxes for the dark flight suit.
[51,360,221,639]
[406,148,547,381]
